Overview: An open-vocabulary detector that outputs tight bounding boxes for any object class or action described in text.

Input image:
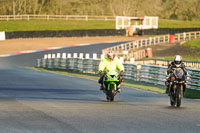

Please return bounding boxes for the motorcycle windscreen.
[174,68,184,80]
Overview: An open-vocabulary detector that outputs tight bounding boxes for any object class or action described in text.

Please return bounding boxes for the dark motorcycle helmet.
[174,55,182,66]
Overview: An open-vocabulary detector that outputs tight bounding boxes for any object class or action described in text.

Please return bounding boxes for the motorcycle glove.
[99,70,105,76]
[119,70,125,76]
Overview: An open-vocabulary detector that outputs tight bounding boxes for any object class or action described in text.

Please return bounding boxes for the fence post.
[57,53,61,58]
[0,32,5,40]
[189,33,191,40]
[44,54,48,59]
[195,32,197,39]
[62,53,66,59]
[136,65,142,81]
[105,16,107,21]
[66,16,68,20]
[60,53,67,69]
[120,57,124,63]
[79,53,84,59]
[48,54,52,59]
[52,54,56,59]
[67,53,71,58]
[42,59,47,68]
[37,59,41,67]
[130,58,135,64]
[183,32,186,40]
[85,53,90,59]
[85,15,88,21]
[73,53,78,58]
[93,53,97,59]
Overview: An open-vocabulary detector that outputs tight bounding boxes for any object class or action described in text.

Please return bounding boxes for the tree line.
[0,0,199,20]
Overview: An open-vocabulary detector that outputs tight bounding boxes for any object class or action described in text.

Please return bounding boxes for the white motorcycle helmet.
[107,50,114,61]
[174,55,182,67]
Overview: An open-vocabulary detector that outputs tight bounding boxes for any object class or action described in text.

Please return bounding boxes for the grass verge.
[152,56,200,61]
[183,39,200,49]
[184,89,200,99]
[1,19,200,32]
[0,20,115,32]
[159,19,200,28]
[151,55,200,61]
[27,67,200,99]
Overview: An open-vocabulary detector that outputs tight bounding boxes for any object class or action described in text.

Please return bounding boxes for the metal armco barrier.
[187,68,200,90]
[37,57,200,91]
[139,65,167,85]
[134,59,200,69]
[139,64,200,91]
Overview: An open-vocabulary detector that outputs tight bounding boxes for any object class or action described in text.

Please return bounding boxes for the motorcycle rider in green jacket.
[98,50,124,93]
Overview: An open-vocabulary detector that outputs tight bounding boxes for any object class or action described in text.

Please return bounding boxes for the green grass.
[1,19,200,32]
[0,20,115,32]
[184,89,200,99]
[152,39,200,61]
[183,39,200,49]
[159,19,200,28]
[27,67,200,99]
[152,56,200,61]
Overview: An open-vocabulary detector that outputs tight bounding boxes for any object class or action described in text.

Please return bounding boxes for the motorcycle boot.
[165,86,169,95]
[117,84,121,93]
[100,84,104,91]
[165,81,170,94]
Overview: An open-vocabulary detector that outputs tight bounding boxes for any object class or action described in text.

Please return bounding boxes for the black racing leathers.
[165,61,188,94]
[167,62,188,76]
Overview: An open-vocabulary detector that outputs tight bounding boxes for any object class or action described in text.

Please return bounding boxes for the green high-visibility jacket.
[98,56,124,72]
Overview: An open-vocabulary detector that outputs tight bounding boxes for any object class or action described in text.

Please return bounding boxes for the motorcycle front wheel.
[106,84,115,101]
[176,85,182,107]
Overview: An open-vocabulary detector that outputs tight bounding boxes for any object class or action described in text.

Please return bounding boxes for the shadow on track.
[164,106,187,110]
[0,87,104,102]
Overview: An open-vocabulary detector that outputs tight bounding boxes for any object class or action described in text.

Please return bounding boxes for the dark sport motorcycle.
[103,71,122,101]
[169,68,187,107]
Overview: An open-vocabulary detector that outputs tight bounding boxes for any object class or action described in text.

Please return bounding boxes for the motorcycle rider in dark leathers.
[165,55,189,94]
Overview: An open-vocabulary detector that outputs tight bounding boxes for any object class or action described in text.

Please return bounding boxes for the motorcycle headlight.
[113,77,118,80]
[171,76,175,80]
[106,76,112,80]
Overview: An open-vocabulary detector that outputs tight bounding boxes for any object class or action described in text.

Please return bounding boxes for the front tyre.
[106,84,115,101]
[176,85,182,107]
[110,89,115,101]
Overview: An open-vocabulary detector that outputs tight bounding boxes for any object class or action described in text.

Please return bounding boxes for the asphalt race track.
[0,42,200,133]
[0,41,127,67]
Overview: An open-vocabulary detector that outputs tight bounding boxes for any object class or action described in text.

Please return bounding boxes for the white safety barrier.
[0,31,5,40]
[0,15,115,21]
